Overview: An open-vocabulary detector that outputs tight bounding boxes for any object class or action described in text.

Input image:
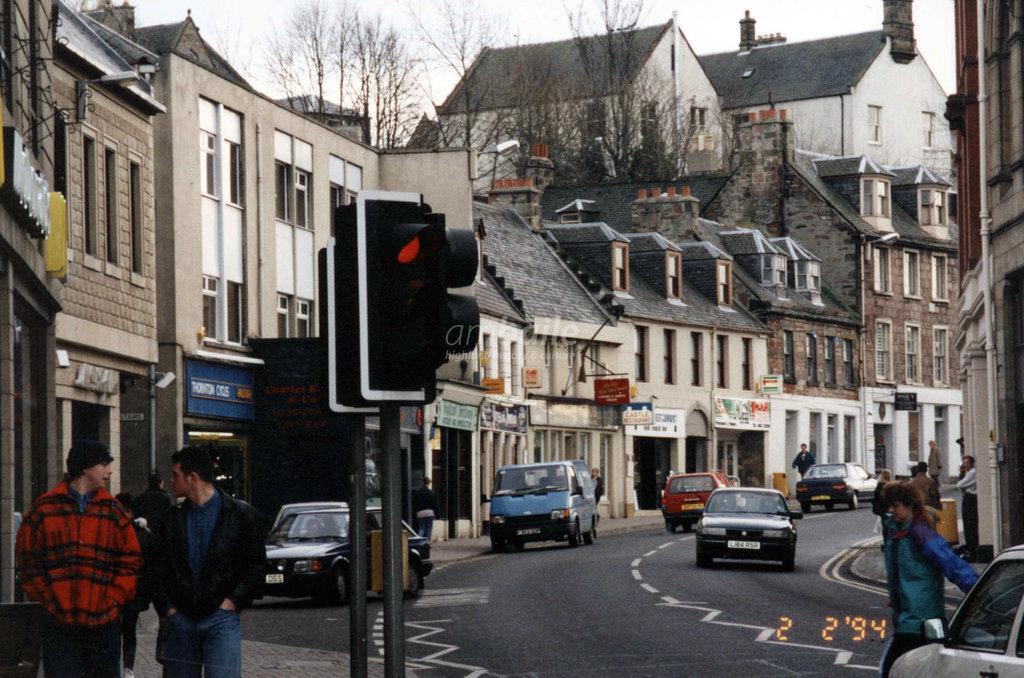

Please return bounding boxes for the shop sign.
[594,377,630,405]
[480,402,528,434]
[760,375,782,395]
[1,127,52,237]
[120,412,145,422]
[437,400,479,431]
[482,378,505,394]
[625,408,685,438]
[73,363,118,395]
[186,360,254,420]
[714,397,771,430]
[622,402,654,426]
[524,367,542,389]
[894,392,918,411]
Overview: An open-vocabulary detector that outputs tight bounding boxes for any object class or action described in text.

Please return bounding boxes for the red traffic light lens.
[398,237,420,264]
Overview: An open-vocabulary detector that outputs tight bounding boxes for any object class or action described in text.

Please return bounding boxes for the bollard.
[936,498,959,545]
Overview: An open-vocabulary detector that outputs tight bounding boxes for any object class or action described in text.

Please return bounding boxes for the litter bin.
[936,498,959,545]
[772,472,788,497]
[0,602,43,678]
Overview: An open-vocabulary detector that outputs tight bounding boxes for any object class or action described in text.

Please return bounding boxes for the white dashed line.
[657,542,674,549]
[643,550,658,557]
[631,569,642,580]
[631,558,642,567]
[640,583,659,594]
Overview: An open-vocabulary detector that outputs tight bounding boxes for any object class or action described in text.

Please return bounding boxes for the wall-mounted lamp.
[871,232,900,245]
[56,349,70,368]
[154,371,176,389]
[77,71,139,122]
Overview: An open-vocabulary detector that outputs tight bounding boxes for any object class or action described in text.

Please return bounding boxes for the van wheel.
[490,536,505,553]
[583,518,595,545]
[568,519,581,548]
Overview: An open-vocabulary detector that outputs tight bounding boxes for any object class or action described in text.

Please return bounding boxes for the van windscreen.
[494,465,569,494]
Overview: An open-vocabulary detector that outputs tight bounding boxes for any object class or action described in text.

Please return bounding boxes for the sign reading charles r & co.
[1,127,53,238]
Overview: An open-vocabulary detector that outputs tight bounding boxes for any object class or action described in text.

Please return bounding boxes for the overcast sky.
[127,0,956,100]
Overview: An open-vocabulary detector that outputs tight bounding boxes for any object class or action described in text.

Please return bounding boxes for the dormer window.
[861,178,891,218]
[559,212,580,224]
[666,252,682,299]
[716,260,732,305]
[794,261,820,292]
[613,242,629,291]
[761,253,787,287]
[919,189,946,226]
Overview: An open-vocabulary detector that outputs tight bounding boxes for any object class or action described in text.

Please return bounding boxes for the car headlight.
[762,529,788,538]
[292,559,324,573]
[698,525,726,535]
[491,515,505,524]
[551,509,569,520]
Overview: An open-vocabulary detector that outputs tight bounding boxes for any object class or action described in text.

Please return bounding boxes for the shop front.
[714,396,770,488]
[434,399,479,539]
[183,359,255,500]
[625,407,687,512]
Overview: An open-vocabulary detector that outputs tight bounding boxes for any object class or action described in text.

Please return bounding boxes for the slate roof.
[813,155,894,178]
[547,224,765,332]
[81,12,159,69]
[698,31,886,109]
[55,1,162,112]
[677,240,731,261]
[476,269,528,325]
[441,22,670,113]
[718,228,782,256]
[476,203,614,326]
[623,231,680,253]
[540,176,730,233]
[889,165,950,188]
[770,237,821,262]
[135,20,251,89]
[790,150,958,252]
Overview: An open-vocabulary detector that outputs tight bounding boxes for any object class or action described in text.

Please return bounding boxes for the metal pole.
[348,415,368,678]
[381,402,405,676]
[149,363,156,471]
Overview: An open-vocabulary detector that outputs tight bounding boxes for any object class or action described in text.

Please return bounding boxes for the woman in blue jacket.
[878,481,979,677]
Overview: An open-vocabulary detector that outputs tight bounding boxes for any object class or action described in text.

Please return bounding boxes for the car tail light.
[832,483,847,491]
[796,484,807,493]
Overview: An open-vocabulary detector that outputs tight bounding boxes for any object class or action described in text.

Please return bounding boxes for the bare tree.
[261,0,339,124]
[205,20,258,83]
[412,0,506,150]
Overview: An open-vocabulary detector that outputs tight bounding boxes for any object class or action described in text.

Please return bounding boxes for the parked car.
[263,505,432,604]
[488,460,598,552]
[890,544,1024,677]
[694,487,802,571]
[795,463,877,512]
[661,472,732,533]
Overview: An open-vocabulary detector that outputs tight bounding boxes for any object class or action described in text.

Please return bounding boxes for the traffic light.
[358,191,479,403]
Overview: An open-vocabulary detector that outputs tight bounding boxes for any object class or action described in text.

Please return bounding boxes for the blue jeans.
[163,608,242,678]
[417,516,434,540]
[41,616,121,678]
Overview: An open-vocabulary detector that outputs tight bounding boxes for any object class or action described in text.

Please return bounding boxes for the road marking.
[631,558,642,567]
[640,583,659,594]
[631,569,642,580]
[414,587,490,608]
[657,542,674,549]
[405,618,489,677]
[643,550,658,557]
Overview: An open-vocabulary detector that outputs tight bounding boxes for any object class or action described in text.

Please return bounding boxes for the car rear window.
[805,464,846,478]
[668,476,714,493]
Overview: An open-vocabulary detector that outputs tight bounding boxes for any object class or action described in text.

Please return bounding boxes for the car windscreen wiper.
[529,485,567,494]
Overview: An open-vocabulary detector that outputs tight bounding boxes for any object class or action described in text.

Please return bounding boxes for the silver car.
[890,544,1024,677]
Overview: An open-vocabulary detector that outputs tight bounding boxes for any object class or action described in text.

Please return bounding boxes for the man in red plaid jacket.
[16,439,142,677]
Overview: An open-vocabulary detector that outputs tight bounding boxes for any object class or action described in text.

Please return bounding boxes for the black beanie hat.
[67,439,114,477]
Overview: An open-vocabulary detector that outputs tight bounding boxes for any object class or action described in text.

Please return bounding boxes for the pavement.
[121,497,981,677]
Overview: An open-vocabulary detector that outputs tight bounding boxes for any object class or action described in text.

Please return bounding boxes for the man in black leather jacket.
[152,446,265,678]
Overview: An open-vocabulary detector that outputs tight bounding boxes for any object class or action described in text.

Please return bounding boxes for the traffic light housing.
[321,191,479,408]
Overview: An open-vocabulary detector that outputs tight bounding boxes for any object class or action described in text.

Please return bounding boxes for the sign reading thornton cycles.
[185,360,254,421]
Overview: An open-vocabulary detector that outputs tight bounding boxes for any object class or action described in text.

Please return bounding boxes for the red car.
[661,472,732,533]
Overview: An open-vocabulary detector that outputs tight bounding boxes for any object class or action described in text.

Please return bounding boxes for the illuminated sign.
[774,616,886,643]
[1,127,52,237]
[185,360,254,420]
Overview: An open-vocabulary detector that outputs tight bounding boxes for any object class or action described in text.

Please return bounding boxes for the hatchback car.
[661,472,732,533]
[795,462,877,512]
[694,487,802,571]
[890,544,1024,677]
[263,506,432,604]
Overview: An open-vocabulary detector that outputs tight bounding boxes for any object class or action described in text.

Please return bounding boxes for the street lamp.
[871,232,900,245]
[77,71,139,122]
[481,139,520,189]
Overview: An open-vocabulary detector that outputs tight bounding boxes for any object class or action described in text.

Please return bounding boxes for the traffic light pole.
[348,415,368,678]
[380,402,405,677]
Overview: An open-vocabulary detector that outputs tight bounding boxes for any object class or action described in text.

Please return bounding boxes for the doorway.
[633,437,670,510]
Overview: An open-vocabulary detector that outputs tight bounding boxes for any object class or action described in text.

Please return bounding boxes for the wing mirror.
[920,618,948,642]
[789,510,804,519]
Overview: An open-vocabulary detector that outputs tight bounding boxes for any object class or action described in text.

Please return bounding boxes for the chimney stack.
[630,187,701,241]
[882,0,916,64]
[489,178,544,232]
[525,143,555,191]
[739,10,756,51]
[83,1,137,39]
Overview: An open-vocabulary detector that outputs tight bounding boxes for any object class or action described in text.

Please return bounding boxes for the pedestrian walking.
[15,440,142,678]
[956,455,979,562]
[412,477,440,541]
[927,440,943,484]
[115,492,156,678]
[871,469,893,538]
[152,446,266,678]
[878,481,978,677]
[791,443,815,479]
[590,467,604,504]
[909,461,942,510]
[133,469,174,526]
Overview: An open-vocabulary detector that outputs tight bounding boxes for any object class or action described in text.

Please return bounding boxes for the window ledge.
[129,271,148,288]
[83,253,103,272]
[104,261,122,279]
[904,293,922,300]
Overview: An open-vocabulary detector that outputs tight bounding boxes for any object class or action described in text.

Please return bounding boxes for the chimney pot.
[681,186,691,197]
[638,189,647,199]
[667,186,676,197]
[531,142,548,158]
[748,112,757,122]
[780,109,787,120]
[652,188,662,198]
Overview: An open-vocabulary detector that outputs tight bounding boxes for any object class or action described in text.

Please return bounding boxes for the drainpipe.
[976,0,1002,552]
[860,235,871,470]
[672,11,681,170]
[256,124,265,336]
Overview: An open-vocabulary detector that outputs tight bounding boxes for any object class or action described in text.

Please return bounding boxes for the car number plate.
[265,573,284,584]
[727,540,760,550]
[812,495,830,501]
[680,503,704,510]
[516,528,541,536]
